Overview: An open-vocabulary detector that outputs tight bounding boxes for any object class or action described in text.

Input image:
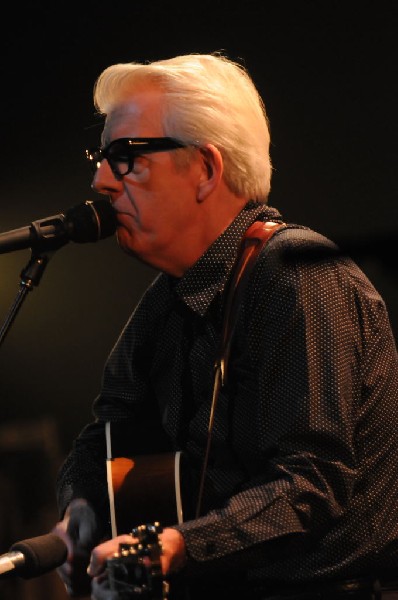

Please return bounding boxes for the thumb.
[67,499,99,548]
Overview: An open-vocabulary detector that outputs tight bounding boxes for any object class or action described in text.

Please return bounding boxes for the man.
[53,53,398,600]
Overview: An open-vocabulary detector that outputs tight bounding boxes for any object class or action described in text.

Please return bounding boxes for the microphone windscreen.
[10,533,67,578]
[65,199,116,243]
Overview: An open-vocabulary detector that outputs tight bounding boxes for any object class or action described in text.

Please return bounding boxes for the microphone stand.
[0,199,117,349]
[0,250,52,348]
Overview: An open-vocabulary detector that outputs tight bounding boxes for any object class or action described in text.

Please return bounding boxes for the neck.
[165,194,249,277]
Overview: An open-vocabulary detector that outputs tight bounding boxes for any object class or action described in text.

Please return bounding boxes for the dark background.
[0,1,397,597]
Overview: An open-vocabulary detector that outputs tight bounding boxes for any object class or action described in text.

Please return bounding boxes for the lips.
[115,211,134,227]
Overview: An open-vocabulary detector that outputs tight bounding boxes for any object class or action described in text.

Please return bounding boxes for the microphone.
[0,199,116,254]
[0,533,67,578]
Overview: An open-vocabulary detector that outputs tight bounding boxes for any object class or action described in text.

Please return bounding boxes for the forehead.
[102,88,164,144]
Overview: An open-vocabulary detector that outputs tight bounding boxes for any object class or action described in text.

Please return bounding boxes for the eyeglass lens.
[86,138,187,179]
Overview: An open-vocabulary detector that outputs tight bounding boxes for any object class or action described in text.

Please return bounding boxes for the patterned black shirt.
[57,201,398,595]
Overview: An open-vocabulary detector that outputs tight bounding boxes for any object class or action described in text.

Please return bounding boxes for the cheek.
[131,164,150,182]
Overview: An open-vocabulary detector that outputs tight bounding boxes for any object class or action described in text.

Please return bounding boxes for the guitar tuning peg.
[107,521,166,599]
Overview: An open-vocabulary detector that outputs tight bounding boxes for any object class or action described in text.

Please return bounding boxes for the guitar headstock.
[106,522,168,599]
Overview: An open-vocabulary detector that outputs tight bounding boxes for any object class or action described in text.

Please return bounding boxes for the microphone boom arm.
[0,199,116,348]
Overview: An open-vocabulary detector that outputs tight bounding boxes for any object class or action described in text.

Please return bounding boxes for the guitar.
[105,422,186,537]
[106,522,167,600]
[105,423,190,598]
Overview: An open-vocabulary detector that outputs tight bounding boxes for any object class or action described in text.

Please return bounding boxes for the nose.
[91,160,121,195]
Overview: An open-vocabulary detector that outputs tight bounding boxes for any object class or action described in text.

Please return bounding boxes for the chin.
[116,229,136,256]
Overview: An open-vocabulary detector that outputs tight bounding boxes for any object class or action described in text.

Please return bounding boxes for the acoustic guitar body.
[108,451,185,535]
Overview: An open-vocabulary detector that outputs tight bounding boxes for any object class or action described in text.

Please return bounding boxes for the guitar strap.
[105,421,118,537]
[195,219,286,517]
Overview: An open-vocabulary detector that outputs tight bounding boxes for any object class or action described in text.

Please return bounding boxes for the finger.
[88,535,136,577]
[68,502,93,542]
[91,576,119,600]
[52,518,75,558]
[57,561,72,578]
[79,512,98,547]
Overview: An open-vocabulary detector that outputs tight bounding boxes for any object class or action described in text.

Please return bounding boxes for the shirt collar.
[173,201,283,316]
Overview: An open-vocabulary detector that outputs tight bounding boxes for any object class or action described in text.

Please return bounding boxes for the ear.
[197,144,223,202]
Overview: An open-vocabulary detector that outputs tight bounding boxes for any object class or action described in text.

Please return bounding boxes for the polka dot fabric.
[57,201,398,597]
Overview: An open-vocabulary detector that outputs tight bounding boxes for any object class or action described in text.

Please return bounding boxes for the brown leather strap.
[195,220,286,517]
[218,220,286,384]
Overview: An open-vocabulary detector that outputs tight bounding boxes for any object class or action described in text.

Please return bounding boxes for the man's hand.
[158,527,187,575]
[88,527,187,580]
[52,498,102,597]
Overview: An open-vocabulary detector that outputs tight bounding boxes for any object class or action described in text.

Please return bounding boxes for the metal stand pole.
[0,252,50,348]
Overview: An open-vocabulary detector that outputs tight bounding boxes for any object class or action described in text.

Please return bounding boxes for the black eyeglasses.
[86,137,188,180]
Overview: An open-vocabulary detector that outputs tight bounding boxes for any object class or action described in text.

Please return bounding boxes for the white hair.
[94,53,272,201]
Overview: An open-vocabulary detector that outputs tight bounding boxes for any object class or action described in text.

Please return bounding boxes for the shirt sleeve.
[175,227,397,575]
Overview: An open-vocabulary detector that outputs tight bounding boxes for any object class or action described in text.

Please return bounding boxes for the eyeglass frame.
[85,137,190,180]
